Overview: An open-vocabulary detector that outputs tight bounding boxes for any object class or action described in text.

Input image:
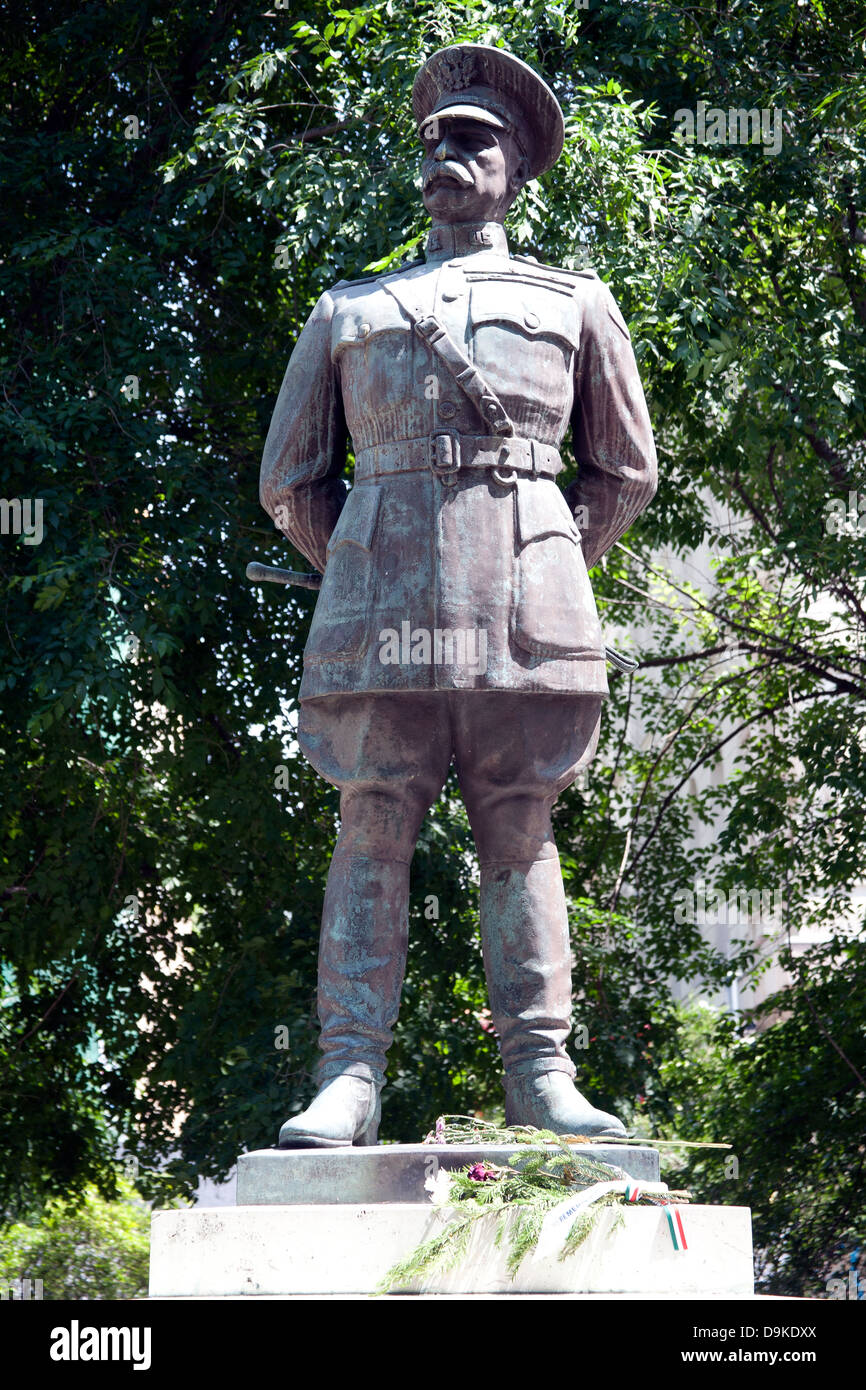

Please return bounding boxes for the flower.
[466,1162,501,1182]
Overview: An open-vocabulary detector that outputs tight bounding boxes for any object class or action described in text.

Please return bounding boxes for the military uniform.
[260,45,657,1146]
[260,221,656,700]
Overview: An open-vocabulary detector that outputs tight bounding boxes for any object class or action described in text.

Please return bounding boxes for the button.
[357,322,371,337]
[524,310,540,330]
[438,400,457,419]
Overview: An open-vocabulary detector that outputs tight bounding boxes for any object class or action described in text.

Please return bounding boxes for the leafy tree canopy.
[1,0,863,1295]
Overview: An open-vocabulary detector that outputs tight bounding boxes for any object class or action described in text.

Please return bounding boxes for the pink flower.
[467,1162,500,1182]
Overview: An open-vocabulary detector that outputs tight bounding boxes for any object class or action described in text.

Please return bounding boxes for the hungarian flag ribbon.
[666,1206,689,1251]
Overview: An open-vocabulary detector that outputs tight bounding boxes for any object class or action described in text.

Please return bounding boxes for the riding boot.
[479,854,627,1139]
[278,852,408,1148]
[278,1067,381,1148]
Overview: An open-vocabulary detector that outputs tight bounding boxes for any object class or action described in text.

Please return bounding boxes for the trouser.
[296,691,602,1086]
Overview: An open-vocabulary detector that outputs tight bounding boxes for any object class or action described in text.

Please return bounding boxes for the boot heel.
[354,1092,381,1147]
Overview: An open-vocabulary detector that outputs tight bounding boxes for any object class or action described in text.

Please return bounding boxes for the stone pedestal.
[236,1141,660,1205]
[148,1143,754,1298]
[150,1201,753,1297]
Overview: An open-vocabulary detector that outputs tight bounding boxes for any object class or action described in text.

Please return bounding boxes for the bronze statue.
[257,44,657,1147]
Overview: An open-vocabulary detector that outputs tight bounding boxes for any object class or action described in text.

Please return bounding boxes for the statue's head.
[413,44,564,226]
[419,114,529,224]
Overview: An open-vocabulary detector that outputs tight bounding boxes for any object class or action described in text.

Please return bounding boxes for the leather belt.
[354,433,563,487]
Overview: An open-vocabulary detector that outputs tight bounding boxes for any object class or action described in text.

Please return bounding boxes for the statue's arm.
[565,280,658,570]
[259,289,349,574]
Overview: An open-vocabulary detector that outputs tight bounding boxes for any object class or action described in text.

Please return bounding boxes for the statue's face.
[420,114,528,224]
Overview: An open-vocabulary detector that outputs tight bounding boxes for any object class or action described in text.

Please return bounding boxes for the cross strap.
[381,276,514,436]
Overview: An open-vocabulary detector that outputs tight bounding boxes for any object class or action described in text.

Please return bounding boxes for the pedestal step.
[237,1142,660,1205]
[149,1203,753,1297]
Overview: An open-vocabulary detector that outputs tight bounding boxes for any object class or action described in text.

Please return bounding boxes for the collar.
[424,221,509,263]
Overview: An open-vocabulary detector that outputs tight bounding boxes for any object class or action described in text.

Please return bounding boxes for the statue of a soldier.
[259,44,657,1148]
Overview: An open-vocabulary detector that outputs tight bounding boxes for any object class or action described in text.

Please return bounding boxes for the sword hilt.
[604,646,639,673]
[246,561,322,591]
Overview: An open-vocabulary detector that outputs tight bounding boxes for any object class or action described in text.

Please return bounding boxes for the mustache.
[423,160,474,189]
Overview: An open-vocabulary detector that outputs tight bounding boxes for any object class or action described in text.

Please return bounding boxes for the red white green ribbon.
[533,1180,671,1259]
[666,1206,688,1251]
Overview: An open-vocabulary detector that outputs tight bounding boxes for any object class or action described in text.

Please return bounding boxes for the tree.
[1,0,863,1295]
[0,1179,151,1300]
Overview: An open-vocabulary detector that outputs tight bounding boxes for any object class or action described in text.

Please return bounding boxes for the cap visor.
[419,103,507,133]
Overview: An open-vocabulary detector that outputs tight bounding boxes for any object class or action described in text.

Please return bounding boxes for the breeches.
[297,691,602,1081]
[298,690,601,863]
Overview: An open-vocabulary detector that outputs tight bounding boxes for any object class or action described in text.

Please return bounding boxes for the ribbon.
[666,1206,689,1251]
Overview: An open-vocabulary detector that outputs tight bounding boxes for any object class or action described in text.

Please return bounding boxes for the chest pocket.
[331,289,411,358]
[510,478,603,660]
[331,285,420,433]
[469,280,579,359]
[469,280,578,427]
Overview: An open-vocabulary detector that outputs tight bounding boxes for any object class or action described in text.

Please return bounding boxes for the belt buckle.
[430,430,461,486]
[492,440,518,487]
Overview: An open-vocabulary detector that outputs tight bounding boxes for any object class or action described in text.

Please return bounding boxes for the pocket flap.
[332,286,410,352]
[470,281,579,350]
[326,486,381,555]
[514,478,580,549]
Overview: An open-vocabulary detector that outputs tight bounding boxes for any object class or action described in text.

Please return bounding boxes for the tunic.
[259,221,657,701]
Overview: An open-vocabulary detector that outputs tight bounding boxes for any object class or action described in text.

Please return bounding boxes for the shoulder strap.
[333,257,425,292]
[381,276,514,437]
